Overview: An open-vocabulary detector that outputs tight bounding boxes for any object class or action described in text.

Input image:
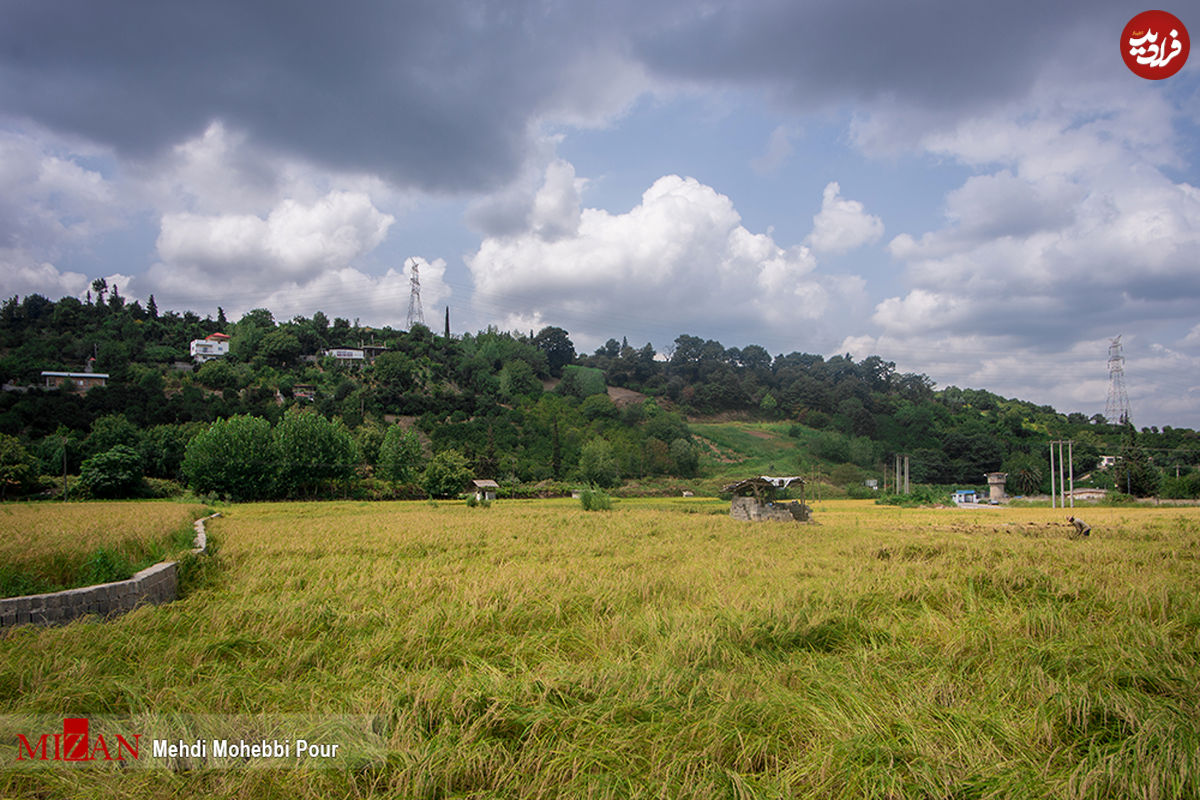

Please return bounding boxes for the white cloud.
[153,190,393,284]
[0,261,90,300]
[467,162,862,349]
[0,129,124,298]
[250,257,451,326]
[807,182,883,254]
[529,159,586,241]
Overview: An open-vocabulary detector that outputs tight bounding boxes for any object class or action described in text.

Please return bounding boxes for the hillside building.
[190,333,230,362]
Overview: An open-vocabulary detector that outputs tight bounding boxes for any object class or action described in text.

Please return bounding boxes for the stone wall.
[0,512,218,629]
[730,496,810,522]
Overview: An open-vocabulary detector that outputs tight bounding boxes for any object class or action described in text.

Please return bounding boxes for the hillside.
[0,291,1198,500]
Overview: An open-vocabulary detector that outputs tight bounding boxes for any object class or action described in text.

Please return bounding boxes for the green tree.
[422,449,473,498]
[1001,451,1045,495]
[759,392,778,417]
[79,445,144,499]
[275,408,358,497]
[534,326,576,377]
[579,437,619,488]
[379,426,424,484]
[1115,446,1160,497]
[498,359,542,400]
[84,414,141,459]
[258,329,301,367]
[139,423,200,480]
[557,364,606,398]
[0,434,36,499]
[669,437,699,477]
[580,393,618,421]
[182,414,277,500]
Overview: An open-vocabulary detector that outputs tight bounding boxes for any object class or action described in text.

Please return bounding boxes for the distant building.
[361,344,389,361]
[324,348,365,363]
[984,472,1008,503]
[41,371,109,392]
[293,384,317,402]
[723,477,811,522]
[190,333,230,362]
[952,489,978,505]
[1099,455,1118,469]
[471,480,499,502]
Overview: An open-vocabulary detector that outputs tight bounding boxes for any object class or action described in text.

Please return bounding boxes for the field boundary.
[0,512,219,629]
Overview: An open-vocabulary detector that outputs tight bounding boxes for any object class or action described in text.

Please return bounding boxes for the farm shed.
[952,489,978,505]
[471,479,499,502]
[723,476,811,522]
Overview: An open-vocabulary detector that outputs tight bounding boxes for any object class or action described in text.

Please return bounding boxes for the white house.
[324,348,365,363]
[952,489,978,505]
[190,333,230,362]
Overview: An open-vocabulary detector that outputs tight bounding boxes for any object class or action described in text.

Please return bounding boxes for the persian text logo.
[1122,10,1189,79]
[15,718,141,762]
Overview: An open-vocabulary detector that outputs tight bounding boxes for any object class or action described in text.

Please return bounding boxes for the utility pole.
[892,454,910,494]
[1049,440,1075,509]
[1049,442,1056,508]
[1068,440,1074,508]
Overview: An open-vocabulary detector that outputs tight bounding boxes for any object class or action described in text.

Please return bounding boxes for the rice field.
[1,499,1198,798]
[0,501,209,597]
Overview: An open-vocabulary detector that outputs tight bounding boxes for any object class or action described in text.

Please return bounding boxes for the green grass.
[691,421,807,482]
[0,502,208,598]
[1,500,1198,798]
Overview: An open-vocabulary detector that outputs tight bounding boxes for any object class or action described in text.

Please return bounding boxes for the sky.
[1,1,1198,427]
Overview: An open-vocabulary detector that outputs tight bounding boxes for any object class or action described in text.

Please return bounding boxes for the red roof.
[207,333,230,340]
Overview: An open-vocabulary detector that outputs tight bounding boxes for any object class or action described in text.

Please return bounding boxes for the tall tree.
[534,326,575,377]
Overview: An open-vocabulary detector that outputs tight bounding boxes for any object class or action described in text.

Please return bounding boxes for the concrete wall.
[0,512,218,629]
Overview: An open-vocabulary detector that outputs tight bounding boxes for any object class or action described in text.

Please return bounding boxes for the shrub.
[580,486,612,511]
[1100,491,1137,506]
[875,485,944,507]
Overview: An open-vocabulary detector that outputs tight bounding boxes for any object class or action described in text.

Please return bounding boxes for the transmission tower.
[1104,335,1131,425]
[405,258,425,329]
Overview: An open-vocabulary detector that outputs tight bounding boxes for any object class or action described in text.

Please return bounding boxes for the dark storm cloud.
[0,0,650,191]
[1,0,1137,194]
[637,0,1119,114]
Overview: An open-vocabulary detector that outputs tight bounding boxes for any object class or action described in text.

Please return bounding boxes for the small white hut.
[471,479,499,502]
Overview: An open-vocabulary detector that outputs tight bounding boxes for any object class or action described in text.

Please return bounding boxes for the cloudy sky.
[2,1,1198,426]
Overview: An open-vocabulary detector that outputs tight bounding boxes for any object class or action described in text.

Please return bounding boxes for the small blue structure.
[952,489,978,505]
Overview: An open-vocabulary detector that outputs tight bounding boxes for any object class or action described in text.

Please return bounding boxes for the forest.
[1,288,1198,501]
